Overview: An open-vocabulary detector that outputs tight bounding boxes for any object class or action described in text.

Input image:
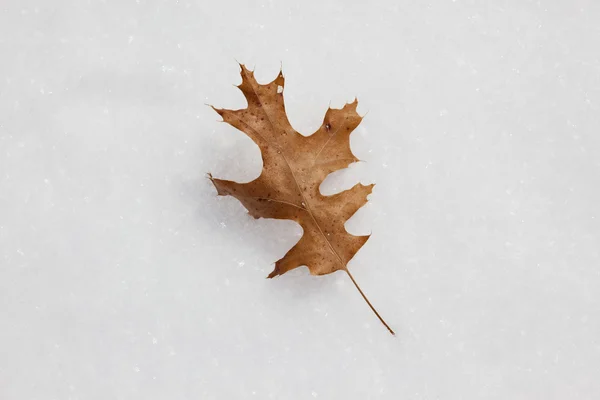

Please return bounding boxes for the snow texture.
[1,1,599,399]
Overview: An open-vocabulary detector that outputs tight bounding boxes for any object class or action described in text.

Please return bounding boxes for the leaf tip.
[209,105,224,116]
[267,267,280,279]
[239,62,254,77]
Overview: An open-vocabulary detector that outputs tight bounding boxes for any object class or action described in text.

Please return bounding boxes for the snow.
[1,0,600,399]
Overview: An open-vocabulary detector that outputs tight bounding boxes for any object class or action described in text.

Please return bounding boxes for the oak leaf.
[209,64,393,335]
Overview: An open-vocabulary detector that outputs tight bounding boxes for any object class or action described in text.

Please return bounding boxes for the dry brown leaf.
[209,64,393,335]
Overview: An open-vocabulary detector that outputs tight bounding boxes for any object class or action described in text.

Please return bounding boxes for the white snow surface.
[1,1,600,399]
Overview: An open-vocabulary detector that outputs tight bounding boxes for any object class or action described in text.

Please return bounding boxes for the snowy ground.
[1,1,599,399]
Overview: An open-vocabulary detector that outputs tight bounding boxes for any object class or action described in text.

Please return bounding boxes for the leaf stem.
[345,269,395,335]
